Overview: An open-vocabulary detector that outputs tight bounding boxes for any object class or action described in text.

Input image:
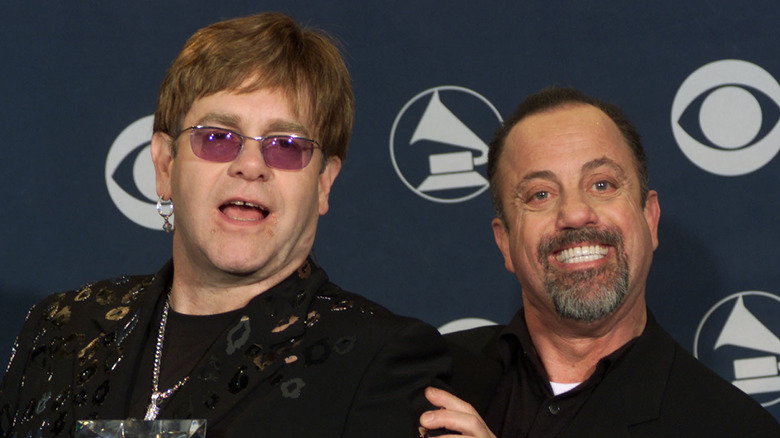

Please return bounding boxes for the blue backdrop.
[2,0,780,421]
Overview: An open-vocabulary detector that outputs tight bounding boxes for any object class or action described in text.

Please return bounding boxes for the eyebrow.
[512,157,628,194]
[513,170,559,195]
[582,157,628,179]
[194,112,312,137]
[520,170,557,184]
[267,120,312,138]
[194,112,241,129]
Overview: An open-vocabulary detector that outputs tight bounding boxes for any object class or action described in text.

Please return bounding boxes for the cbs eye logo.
[104,115,163,230]
[671,59,780,176]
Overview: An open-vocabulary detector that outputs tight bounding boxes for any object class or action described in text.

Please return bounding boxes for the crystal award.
[75,419,206,438]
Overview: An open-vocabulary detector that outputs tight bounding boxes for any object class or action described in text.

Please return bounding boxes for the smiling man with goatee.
[418,86,780,438]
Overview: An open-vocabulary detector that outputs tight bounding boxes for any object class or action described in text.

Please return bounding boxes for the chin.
[211,256,266,277]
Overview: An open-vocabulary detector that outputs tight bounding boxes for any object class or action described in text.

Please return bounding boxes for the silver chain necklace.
[144,296,190,421]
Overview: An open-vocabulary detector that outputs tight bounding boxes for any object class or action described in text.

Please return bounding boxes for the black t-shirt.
[128,303,244,418]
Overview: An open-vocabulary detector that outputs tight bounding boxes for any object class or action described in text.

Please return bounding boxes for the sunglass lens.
[191,129,242,162]
[263,137,313,170]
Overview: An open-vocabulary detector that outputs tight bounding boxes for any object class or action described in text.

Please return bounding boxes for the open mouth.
[554,245,609,264]
[219,200,269,222]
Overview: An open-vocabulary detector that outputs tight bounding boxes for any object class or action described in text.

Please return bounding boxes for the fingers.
[419,408,494,438]
[424,386,479,414]
[418,425,459,438]
[420,387,496,438]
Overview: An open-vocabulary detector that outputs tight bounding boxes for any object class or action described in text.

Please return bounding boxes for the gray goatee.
[537,227,629,322]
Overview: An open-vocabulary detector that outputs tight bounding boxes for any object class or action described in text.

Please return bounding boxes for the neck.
[524,300,647,383]
[168,259,302,316]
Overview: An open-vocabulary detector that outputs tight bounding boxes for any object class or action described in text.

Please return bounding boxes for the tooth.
[227,200,266,210]
[554,244,610,264]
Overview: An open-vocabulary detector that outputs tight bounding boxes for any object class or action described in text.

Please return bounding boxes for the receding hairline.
[493,102,642,208]
[495,101,627,170]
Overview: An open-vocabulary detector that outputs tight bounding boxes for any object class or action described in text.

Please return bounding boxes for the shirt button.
[548,403,561,415]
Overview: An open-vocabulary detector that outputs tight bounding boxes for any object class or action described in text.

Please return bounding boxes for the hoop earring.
[156,197,174,233]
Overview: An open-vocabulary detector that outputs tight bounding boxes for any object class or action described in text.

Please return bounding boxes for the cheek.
[169,167,186,202]
[612,213,653,260]
[279,176,321,215]
[170,165,218,213]
[510,229,541,265]
[515,217,547,250]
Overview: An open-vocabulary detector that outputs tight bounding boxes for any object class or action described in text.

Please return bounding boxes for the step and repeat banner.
[2,0,779,420]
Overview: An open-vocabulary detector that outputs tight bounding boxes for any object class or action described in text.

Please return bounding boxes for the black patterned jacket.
[0,259,450,437]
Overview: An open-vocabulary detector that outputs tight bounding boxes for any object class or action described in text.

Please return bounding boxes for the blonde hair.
[153,12,354,161]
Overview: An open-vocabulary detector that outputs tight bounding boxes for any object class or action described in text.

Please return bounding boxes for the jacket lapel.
[562,312,673,437]
[71,268,169,422]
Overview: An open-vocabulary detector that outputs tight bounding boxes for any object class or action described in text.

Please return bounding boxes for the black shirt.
[484,311,638,438]
[128,301,244,418]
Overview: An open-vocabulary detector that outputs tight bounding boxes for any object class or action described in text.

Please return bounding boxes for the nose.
[555,190,597,230]
[227,138,271,181]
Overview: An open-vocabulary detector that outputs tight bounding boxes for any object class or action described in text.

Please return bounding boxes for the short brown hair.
[153,12,354,161]
[488,87,648,220]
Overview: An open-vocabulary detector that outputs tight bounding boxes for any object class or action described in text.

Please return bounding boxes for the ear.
[151,132,174,199]
[643,190,661,250]
[492,217,515,273]
[317,156,342,215]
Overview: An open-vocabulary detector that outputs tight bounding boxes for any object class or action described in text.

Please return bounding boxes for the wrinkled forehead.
[191,82,315,135]
[497,105,638,185]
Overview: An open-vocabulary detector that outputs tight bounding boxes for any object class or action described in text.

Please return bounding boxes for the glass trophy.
[75,419,206,438]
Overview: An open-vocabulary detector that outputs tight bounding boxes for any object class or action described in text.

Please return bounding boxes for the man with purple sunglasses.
[0,12,449,438]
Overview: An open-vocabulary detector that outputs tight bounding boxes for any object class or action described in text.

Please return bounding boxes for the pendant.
[144,393,162,421]
[144,403,160,421]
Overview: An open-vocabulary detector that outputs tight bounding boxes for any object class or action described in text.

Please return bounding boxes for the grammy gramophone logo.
[694,291,780,407]
[389,86,502,203]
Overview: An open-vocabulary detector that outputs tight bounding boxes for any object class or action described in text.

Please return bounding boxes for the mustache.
[538,227,623,262]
